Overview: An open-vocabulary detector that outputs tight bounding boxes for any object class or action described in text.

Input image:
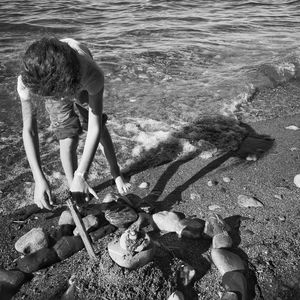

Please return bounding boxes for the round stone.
[104,202,138,228]
[58,210,75,226]
[15,228,49,255]
[107,239,155,269]
[294,174,300,188]
[211,249,245,276]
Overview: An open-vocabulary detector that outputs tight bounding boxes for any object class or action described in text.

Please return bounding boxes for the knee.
[59,137,78,153]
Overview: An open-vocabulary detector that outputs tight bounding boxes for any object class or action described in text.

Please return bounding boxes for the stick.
[66,199,97,260]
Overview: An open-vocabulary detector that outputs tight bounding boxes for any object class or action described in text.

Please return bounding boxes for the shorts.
[45,92,108,140]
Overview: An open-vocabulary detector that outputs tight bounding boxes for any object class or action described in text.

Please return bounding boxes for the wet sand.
[1,86,300,300]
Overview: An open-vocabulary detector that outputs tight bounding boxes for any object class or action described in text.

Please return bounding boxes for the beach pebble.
[58,210,75,226]
[104,202,138,228]
[73,215,99,236]
[293,174,300,188]
[179,218,204,239]
[223,177,231,183]
[53,236,84,260]
[212,232,233,249]
[107,238,155,269]
[138,182,149,189]
[246,154,257,161]
[237,195,264,208]
[222,271,247,300]
[15,228,49,255]
[207,180,218,187]
[278,216,286,222]
[0,269,29,289]
[167,291,184,300]
[17,248,59,273]
[190,192,201,201]
[211,249,245,276]
[221,291,239,300]
[152,211,184,235]
[274,194,283,200]
[290,147,298,151]
[200,149,215,159]
[102,192,117,203]
[119,229,151,253]
[209,204,221,211]
[204,214,230,237]
[285,125,299,130]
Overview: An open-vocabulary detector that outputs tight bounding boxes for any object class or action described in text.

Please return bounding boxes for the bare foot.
[115,176,131,195]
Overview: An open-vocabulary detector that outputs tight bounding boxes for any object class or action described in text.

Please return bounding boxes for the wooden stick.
[66,199,97,260]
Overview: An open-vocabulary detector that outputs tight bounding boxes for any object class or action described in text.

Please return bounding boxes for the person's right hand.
[34,178,53,210]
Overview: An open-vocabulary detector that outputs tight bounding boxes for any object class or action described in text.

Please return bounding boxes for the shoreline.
[1,112,300,299]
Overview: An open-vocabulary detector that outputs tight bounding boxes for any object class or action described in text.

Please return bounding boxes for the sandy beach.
[1,83,300,300]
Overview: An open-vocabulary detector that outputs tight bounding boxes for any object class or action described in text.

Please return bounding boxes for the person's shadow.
[94,115,274,206]
[92,115,273,299]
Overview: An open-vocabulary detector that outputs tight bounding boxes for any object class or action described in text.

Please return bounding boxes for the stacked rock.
[208,214,248,300]
[108,225,156,270]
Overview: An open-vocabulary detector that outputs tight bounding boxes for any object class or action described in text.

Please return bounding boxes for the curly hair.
[20,37,81,97]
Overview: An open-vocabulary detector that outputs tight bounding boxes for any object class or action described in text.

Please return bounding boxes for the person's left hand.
[70,175,99,202]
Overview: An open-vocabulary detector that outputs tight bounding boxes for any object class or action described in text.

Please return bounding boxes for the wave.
[0,22,77,34]
[221,51,300,117]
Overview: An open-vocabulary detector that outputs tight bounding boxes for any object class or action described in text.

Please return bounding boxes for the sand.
[1,86,300,300]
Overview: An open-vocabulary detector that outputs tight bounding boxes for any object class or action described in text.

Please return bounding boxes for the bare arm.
[69,89,103,199]
[17,76,52,209]
[77,89,104,174]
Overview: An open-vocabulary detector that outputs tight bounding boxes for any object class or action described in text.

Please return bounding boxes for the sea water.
[1,0,300,209]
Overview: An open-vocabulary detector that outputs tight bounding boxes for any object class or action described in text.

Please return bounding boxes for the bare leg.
[100,125,131,194]
[59,137,79,186]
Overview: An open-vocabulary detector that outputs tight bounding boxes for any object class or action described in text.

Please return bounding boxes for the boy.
[17,37,131,210]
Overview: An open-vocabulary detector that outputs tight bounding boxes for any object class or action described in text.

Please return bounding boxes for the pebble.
[138,182,149,189]
[152,211,184,235]
[15,228,49,255]
[274,194,283,200]
[167,291,184,300]
[200,150,215,159]
[206,214,230,236]
[221,291,239,300]
[211,249,246,276]
[285,125,299,130]
[223,177,231,183]
[237,195,264,208]
[0,269,29,288]
[212,232,233,249]
[102,192,118,203]
[209,205,221,211]
[190,192,201,201]
[179,218,204,239]
[107,238,155,269]
[279,216,286,222]
[222,271,247,300]
[73,215,99,236]
[207,180,218,187]
[104,202,138,228]
[293,174,300,188]
[58,210,75,226]
[119,229,151,253]
[246,154,257,161]
[17,248,60,273]
[53,236,84,260]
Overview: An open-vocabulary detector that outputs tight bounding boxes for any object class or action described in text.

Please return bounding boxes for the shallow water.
[1,0,300,204]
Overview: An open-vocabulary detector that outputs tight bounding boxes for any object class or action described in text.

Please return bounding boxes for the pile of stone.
[0,192,248,300]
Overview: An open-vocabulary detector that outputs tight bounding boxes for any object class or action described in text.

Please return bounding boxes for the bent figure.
[17,37,131,210]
